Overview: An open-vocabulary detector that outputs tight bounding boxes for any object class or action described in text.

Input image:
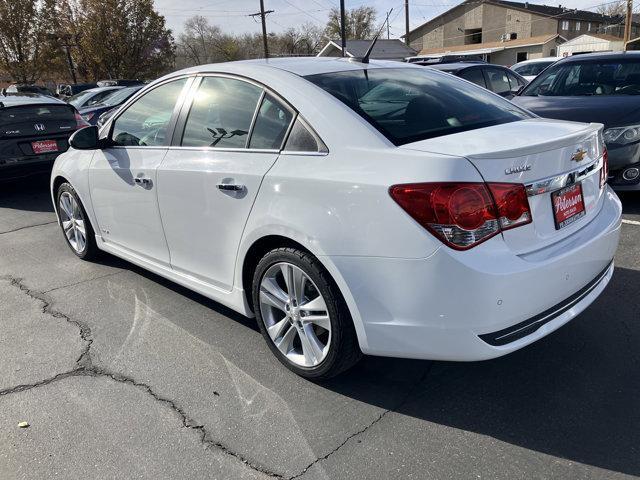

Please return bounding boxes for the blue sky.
[156,0,599,37]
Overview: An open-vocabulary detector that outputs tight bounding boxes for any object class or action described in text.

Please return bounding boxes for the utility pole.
[340,0,347,56]
[385,8,393,39]
[48,33,78,83]
[624,0,633,50]
[404,0,410,46]
[248,1,274,59]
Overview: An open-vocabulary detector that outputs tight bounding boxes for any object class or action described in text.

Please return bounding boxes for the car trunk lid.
[0,103,76,140]
[400,118,606,254]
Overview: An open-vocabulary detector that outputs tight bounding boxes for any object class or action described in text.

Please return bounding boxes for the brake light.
[74,112,90,129]
[600,148,608,189]
[389,182,531,250]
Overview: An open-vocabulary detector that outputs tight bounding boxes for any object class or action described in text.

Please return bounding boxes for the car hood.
[512,95,640,128]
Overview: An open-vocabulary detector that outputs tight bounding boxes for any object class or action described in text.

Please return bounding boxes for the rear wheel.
[253,247,361,379]
[56,182,99,260]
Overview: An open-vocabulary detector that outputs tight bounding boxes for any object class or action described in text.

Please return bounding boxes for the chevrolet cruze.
[51,58,622,378]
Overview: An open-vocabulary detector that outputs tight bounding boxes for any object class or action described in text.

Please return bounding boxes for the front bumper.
[329,187,622,361]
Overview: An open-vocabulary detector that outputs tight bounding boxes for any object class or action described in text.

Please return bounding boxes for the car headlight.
[603,125,640,144]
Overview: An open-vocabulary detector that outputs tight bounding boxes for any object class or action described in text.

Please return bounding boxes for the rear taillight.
[600,148,608,189]
[74,112,90,129]
[389,182,532,250]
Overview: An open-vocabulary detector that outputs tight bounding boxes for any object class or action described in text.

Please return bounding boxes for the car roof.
[427,62,489,72]
[513,57,561,66]
[558,51,640,64]
[170,57,418,79]
[0,93,65,106]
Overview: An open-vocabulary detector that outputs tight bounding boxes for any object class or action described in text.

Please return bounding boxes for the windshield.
[522,59,640,96]
[306,68,531,145]
[512,61,555,77]
[98,86,142,107]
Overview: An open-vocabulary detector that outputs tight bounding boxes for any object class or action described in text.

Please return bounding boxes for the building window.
[561,20,570,30]
[464,28,482,45]
[587,22,592,32]
[575,21,581,31]
[516,52,528,62]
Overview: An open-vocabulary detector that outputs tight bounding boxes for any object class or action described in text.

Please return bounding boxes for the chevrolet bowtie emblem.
[571,148,587,162]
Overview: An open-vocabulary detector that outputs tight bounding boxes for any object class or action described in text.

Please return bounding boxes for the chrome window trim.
[245,90,267,148]
[525,156,602,197]
[165,145,279,154]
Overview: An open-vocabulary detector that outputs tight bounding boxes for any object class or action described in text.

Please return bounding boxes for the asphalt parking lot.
[1,175,639,480]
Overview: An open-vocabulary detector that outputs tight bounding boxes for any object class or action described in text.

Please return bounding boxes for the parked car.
[66,86,123,110]
[511,57,562,82]
[427,62,527,98]
[78,85,143,125]
[96,79,144,87]
[57,83,98,100]
[512,51,640,189]
[4,84,55,96]
[0,92,88,181]
[52,58,621,378]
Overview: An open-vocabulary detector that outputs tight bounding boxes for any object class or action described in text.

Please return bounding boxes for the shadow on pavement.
[0,174,54,213]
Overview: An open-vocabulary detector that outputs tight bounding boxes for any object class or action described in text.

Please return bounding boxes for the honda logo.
[34,123,45,132]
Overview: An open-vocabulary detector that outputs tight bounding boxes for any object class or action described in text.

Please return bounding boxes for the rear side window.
[284,118,327,153]
[182,77,262,148]
[458,68,486,88]
[306,68,530,145]
[0,105,74,127]
[248,94,293,150]
[485,68,511,95]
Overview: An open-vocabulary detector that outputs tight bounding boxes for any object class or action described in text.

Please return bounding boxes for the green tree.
[0,0,59,83]
[325,6,377,40]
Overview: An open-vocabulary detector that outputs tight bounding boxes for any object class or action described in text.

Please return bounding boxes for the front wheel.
[253,247,361,379]
[56,182,99,260]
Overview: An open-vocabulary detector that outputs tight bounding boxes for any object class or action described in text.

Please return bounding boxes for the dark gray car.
[512,51,640,190]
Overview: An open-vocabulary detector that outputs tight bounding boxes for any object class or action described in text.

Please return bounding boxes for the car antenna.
[350,10,390,64]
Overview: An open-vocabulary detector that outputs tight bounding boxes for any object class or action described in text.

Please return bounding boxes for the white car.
[51,58,622,378]
[511,57,562,82]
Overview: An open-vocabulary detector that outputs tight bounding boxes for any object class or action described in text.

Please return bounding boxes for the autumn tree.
[59,0,175,81]
[325,6,377,40]
[0,0,60,83]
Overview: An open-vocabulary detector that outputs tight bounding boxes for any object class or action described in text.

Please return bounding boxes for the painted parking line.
[622,219,640,226]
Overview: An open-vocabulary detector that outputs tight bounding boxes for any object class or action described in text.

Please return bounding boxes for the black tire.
[252,247,362,379]
[56,182,100,260]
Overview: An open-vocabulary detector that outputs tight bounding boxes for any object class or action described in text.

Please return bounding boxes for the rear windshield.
[0,105,73,126]
[522,58,640,96]
[99,86,141,107]
[305,68,530,145]
[512,61,555,77]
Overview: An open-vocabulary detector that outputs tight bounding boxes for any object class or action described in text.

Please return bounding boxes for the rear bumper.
[0,155,57,181]
[329,186,622,361]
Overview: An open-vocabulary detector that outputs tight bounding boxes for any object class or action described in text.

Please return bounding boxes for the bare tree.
[325,6,377,40]
[596,1,626,17]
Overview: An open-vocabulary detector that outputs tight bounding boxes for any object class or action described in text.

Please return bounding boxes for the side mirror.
[69,126,100,150]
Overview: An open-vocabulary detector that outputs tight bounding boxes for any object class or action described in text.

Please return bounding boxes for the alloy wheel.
[59,191,87,254]
[259,262,332,367]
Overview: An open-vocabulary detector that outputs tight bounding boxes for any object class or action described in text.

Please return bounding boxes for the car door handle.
[134,177,152,187]
[216,182,244,191]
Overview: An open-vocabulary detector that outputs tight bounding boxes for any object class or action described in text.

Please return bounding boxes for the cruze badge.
[505,164,532,175]
[571,148,587,162]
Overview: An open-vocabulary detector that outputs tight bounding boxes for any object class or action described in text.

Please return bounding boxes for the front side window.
[248,94,294,150]
[306,68,530,145]
[182,77,262,148]
[522,59,640,96]
[111,79,187,147]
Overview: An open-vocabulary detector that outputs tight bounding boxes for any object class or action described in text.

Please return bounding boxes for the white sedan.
[51,58,622,378]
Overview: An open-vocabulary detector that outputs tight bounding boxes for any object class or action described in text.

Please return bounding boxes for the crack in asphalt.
[288,364,435,480]
[1,275,285,479]
[41,271,125,295]
[0,220,57,235]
